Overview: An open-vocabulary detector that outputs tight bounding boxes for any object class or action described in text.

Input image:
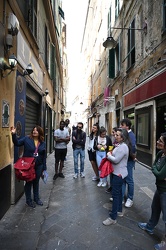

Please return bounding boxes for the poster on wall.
[2,100,9,128]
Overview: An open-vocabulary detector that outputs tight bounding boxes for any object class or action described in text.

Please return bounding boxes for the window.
[107,6,111,36]
[28,0,37,39]
[136,108,151,148]
[163,0,166,31]
[115,0,120,20]
[127,19,135,70]
[108,36,121,78]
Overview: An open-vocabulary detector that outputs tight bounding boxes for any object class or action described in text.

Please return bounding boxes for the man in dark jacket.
[72,122,86,178]
[120,118,136,208]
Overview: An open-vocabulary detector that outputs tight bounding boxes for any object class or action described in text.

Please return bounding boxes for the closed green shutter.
[109,49,115,79]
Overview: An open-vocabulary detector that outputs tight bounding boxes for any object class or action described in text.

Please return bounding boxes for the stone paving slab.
[0,141,163,250]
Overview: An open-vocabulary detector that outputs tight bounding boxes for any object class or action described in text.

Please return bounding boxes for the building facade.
[81,0,166,167]
[0,0,67,219]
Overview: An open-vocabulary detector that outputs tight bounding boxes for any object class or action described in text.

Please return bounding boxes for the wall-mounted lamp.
[43,88,49,96]
[23,63,33,76]
[0,54,17,78]
[103,24,147,49]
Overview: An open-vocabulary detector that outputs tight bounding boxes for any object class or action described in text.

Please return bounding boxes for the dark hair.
[60,120,65,126]
[77,122,83,128]
[30,125,44,142]
[161,132,166,146]
[99,126,107,135]
[112,127,118,132]
[120,118,132,129]
[89,123,100,139]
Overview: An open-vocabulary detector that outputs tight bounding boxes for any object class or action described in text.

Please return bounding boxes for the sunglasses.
[77,126,82,129]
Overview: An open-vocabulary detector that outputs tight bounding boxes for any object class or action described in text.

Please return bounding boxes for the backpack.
[14,157,36,182]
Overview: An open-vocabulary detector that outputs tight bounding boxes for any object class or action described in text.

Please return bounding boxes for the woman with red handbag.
[11,125,47,208]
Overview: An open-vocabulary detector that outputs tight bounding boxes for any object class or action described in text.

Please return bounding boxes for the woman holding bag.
[103,128,130,225]
[11,125,47,208]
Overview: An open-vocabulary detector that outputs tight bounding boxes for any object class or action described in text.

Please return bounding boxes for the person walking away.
[87,123,100,181]
[103,128,130,226]
[138,132,166,250]
[72,122,86,178]
[53,120,70,180]
[11,125,47,208]
[120,118,136,207]
[94,126,112,187]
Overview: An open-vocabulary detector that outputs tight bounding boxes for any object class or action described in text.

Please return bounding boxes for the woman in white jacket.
[103,128,131,226]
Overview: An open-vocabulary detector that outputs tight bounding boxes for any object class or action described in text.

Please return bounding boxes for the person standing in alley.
[94,126,112,187]
[138,132,166,250]
[53,120,70,180]
[120,118,136,207]
[64,119,71,162]
[11,125,47,208]
[103,128,130,226]
[87,123,100,181]
[72,122,86,178]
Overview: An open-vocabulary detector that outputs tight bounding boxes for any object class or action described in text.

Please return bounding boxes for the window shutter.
[109,49,115,79]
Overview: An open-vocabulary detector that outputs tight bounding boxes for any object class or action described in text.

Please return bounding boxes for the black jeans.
[24,164,43,202]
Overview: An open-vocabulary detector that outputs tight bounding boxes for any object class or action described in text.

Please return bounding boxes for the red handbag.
[14,157,36,182]
[98,157,114,178]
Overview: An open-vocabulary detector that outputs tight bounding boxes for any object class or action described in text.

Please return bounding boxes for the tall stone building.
[0,0,67,218]
[81,0,166,167]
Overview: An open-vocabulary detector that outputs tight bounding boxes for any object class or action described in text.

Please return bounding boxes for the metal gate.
[25,97,39,135]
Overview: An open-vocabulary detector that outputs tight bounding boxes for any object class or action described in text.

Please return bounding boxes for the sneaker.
[105,187,112,193]
[154,241,166,250]
[101,182,107,187]
[80,172,85,178]
[59,173,65,178]
[117,212,123,217]
[103,217,117,226]
[73,173,78,179]
[97,181,103,187]
[138,222,154,235]
[53,174,59,180]
[125,198,133,207]
[92,176,100,181]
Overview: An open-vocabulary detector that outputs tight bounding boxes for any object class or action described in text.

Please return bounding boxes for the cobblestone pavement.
[0,141,164,250]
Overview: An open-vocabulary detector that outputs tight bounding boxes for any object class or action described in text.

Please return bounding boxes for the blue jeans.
[96,150,107,183]
[110,174,124,220]
[24,164,43,202]
[73,148,85,174]
[122,160,135,200]
[147,189,166,231]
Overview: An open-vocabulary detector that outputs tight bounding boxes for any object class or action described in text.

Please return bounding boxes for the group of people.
[10,117,166,250]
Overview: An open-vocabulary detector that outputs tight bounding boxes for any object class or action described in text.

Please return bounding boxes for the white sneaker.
[80,172,85,178]
[125,198,133,207]
[73,173,78,179]
[103,217,117,226]
[101,182,107,187]
[117,212,123,217]
[97,181,103,187]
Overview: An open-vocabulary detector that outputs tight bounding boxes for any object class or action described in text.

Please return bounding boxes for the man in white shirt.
[53,121,70,180]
